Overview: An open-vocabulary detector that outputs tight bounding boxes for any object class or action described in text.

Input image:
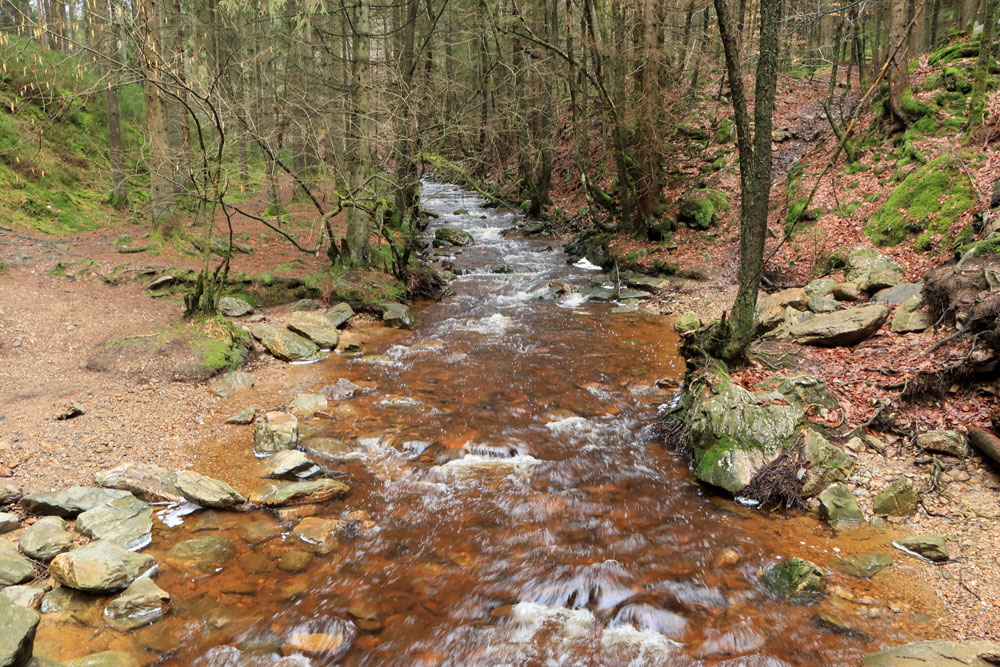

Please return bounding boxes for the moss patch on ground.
[865,154,981,251]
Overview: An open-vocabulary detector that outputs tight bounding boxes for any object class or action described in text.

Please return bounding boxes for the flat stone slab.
[176,471,246,510]
[862,640,1000,666]
[249,479,350,507]
[1,583,50,610]
[49,541,156,593]
[76,496,153,551]
[262,450,318,479]
[103,577,170,632]
[253,412,299,457]
[20,487,132,518]
[94,463,184,503]
[287,312,341,348]
[325,303,355,328]
[290,518,344,555]
[166,536,236,575]
[834,553,893,578]
[783,304,889,347]
[0,594,40,667]
[0,512,20,535]
[0,540,35,587]
[250,324,322,362]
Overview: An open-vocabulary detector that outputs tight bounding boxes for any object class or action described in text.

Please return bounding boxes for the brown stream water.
[34,182,930,666]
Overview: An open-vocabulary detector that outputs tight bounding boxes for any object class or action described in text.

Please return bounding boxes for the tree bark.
[886,0,912,130]
[141,0,175,229]
[346,0,372,266]
[967,0,998,129]
[104,0,127,205]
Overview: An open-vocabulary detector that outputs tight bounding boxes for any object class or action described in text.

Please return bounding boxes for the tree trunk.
[886,0,912,131]
[967,0,998,129]
[712,0,782,359]
[105,0,127,205]
[346,0,371,266]
[141,0,175,230]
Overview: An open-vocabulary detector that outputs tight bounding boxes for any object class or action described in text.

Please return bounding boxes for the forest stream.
[30,183,931,666]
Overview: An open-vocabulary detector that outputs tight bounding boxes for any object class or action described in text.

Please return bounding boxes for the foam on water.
[510,601,597,640]
[430,454,541,484]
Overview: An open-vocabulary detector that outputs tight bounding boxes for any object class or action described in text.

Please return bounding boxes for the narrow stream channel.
[35,182,923,665]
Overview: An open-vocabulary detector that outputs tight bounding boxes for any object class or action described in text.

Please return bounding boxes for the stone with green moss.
[678,189,728,230]
[818,483,864,530]
[761,557,827,601]
[673,311,702,336]
[686,376,803,493]
[756,374,839,411]
[873,479,918,517]
[715,118,735,144]
[250,323,322,362]
[865,156,979,250]
[845,248,904,293]
[801,431,855,497]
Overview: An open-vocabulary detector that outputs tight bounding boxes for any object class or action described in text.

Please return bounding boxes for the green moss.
[866,154,979,249]
[715,118,735,144]
[678,188,728,229]
[901,88,936,119]
[929,40,980,66]
[942,66,973,92]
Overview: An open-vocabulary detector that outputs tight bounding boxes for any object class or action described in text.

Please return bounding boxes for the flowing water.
[34,183,929,665]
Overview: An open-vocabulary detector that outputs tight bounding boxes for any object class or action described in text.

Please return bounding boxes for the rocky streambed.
[1,183,995,665]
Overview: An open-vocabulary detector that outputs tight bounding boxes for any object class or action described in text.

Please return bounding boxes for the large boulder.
[0,594,39,667]
[872,282,922,305]
[249,480,350,507]
[75,496,153,551]
[800,431,854,497]
[20,488,131,518]
[381,302,414,329]
[218,296,253,318]
[1,584,49,611]
[49,541,155,593]
[286,312,340,349]
[0,514,17,534]
[678,189,728,229]
[891,293,933,333]
[250,323,321,362]
[760,557,826,601]
[253,412,299,457]
[756,374,840,411]
[103,577,169,631]
[0,541,34,588]
[845,248,904,293]
[175,472,245,510]
[325,303,355,328]
[756,288,808,332]
[93,464,184,504]
[434,226,474,247]
[19,517,75,562]
[780,304,889,346]
[862,640,1000,666]
[686,377,803,494]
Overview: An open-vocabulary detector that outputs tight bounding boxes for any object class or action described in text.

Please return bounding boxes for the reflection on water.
[33,182,928,665]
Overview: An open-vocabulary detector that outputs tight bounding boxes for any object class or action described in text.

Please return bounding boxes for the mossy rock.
[865,155,979,250]
[761,557,827,601]
[678,189,729,230]
[942,66,972,93]
[715,118,735,144]
[685,374,803,493]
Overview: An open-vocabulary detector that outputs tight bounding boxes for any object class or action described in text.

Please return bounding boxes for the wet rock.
[845,247,904,293]
[66,651,139,667]
[93,464,184,504]
[804,278,837,299]
[290,518,343,555]
[273,505,320,524]
[873,479,918,517]
[915,430,967,458]
[0,594,39,667]
[800,431,854,497]
[289,393,328,416]
[381,302,414,329]
[300,436,354,462]
[282,629,354,660]
[103,577,169,631]
[0,483,22,506]
[236,552,274,574]
[325,303,355,328]
[210,371,254,399]
[812,612,869,639]
[895,535,949,562]
[20,488,131,519]
[872,282,922,305]
[290,298,321,312]
[817,483,864,530]
[832,282,863,302]
[0,514,19,535]
[250,479,349,507]
[712,548,741,569]
[49,541,156,593]
[761,557,827,601]
[626,276,669,293]
[1,583,49,610]
[781,304,889,346]
[40,587,103,624]
[236,520,281,545]
[250,324,321,362]
[286,312,340,348]
[19,516,75,562]
[276,550,312,573]
[673,311,702,336]
[165,536,235,575]
[218,296,253,318]
[834,552,893,578]
[686,377,802,494]
[434,225,474,247]
[262,450,317,479]
[0,541,34,587]
[175,471,245,510]
[861,640,1000,666]
[75,496,153,550]
[191,511,240,532]
[253,412,299,457]
[28,657,65,667]
[225,407,256,425]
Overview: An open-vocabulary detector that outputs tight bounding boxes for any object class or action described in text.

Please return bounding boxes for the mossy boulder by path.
[684,374,803,494]
[678,189,729,230]
[865,155,980,250]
